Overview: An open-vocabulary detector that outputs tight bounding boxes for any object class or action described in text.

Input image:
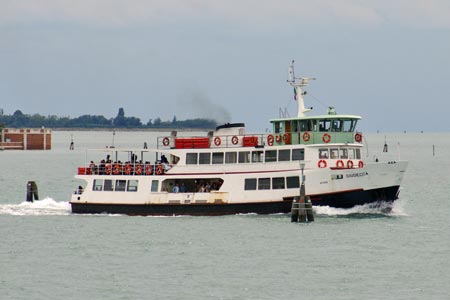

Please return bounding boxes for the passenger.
[173,183,179,193]
[76,185,84,194]
[161,155,169,164]
[179,183,187,193]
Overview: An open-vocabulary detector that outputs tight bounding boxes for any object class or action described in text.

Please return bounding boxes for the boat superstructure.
[70,62,407,215]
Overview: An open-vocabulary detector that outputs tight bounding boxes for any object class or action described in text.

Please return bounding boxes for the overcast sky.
[1,0,449,132]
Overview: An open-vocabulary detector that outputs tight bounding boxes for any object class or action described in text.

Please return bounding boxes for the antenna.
[287,60,315,117]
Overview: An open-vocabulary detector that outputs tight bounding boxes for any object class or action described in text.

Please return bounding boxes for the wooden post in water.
[26,181,39,202]
[291,162,314,223]
[433,144,435,156]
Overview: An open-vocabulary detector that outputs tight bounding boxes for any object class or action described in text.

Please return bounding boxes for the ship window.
[292,149,304,161]
[319,148,329,159]
[299,120,308,131]
[104,179,113,191]
[348,148,355,159]
[279,149,290,161]
[225,152,237,164]
[272,177,285,189]
[258,178,271,190]
[355,148,361,159]
[151,180,159,192]
[186,153,198,165]
[115,180,126,192]
[244,178,257,190]
[330,148,339,159]
[292,121,298,132]
[93,179,103,191]
[127,180,138,192]
[319,120,331,132]
[199,153,211,164]
[252,151,264,163]
[274,122,282,134]
[239,151,250,163]
[265,150,277,162]
[212,152,224,164]
[340,148,348,159]
[331,120,342,132]
[343,119,357,132]
[287,176,300,189]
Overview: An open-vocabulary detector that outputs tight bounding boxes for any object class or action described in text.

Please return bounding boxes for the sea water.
[1,131,449,300]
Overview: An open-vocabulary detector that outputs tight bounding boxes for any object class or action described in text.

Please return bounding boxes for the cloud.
[1,0,450,29]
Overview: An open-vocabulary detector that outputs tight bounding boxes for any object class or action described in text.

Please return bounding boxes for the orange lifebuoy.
[267,134,274,146]
[358,160,364,168]
[156,164,164,175]
[135,165,143,175]
[145,165,153,175]
[283,133,291,144]
[322,133,331,143]
[124,164,132,175]
[214,136,221,146]
[302,131,310,142]
[275,135,282,143]
[162,137,170,146]
[105,164,112,175]
[318,160,327,168]
[347,160,354,168]
[336,160,344,168]
[231,136,239,145]
[355,132,363,143]
[113,164,121,175]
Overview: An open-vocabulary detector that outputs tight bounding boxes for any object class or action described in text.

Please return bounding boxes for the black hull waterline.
[70,185,401,216]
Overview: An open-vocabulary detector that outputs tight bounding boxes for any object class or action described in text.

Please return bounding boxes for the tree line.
[0,108,218,129]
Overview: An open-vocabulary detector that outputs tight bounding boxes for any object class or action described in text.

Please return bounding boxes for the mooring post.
[291,162,313,223]
[26,181,39,202]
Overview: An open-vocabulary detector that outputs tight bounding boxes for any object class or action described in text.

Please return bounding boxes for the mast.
[287,60,315,117]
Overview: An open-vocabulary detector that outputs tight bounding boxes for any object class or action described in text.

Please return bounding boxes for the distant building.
[0,128,52,150]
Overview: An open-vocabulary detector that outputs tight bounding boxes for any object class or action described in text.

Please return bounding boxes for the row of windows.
[186,149,304,165]
[318,147,361,159]
[92,179,160,192]
[274,119,358,133]
[244,176,300,191]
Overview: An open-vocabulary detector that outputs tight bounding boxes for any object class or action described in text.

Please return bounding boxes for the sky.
[1,0,449,132]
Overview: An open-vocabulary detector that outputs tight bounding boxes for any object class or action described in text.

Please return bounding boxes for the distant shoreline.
[51,127,212,132]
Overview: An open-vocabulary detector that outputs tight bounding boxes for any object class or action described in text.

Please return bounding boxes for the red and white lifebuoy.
[318,160,327,168]
[113,164,121,175]
[231,136,239,145]
[358,160,364,168]
[355,132,363,143]
[145,165,153,175]
[162,137,170,146]
[135,165,143,175]
[302,131,310,142]
[267,134,274,146]
[156,164,164,175]
[336,160,344,168]
[347,160,354,169]
[105,164,112,175]
[214,136,221,146]
[124,164,132,175]
[322,133,331,143]
[283,133,291,144]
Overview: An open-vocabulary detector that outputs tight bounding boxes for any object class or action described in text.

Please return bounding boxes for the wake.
[314,200,408,217]
[0,198,71,216]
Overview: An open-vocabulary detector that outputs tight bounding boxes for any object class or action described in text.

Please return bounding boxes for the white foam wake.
[314,200,408,217]
[0,197,71,216]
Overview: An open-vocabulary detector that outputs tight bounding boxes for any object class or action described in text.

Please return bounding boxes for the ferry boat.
[70,63,408,216]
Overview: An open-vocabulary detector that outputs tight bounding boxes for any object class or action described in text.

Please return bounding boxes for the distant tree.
[0,108,3,115]
[172,115,177,124]
[153,117,161,126]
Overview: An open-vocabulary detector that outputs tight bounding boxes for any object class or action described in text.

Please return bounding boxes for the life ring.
[347,160,354,169]
[162,137,170,147]
[318,160,327,168]
[336,160,344,168]
[275,135,282,143]
[267,134,274,146]
[231,136,239,145]
[156,164,164,175]
[124,164,132,175]
[113,164,121,175]
[283,133,291,144]
[355,132,363,143]
[322,133,331,143]
[214,136,221,146]
[135,165,143,175]
[302,131,310,142]
[145,165,153,175]
[358,160,364,168]
[105,164,112,175]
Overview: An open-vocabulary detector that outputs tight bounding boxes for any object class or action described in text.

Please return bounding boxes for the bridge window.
[279,149,290,161]
[212,152,224,164]
[265,150,277,162]
[331,120,342,132]
[343,119,357,132]
[199,153,211,164]
[274,122,282,134]
[292,121,298,132]
[292,149,304,161]
[319,120,331,132]
[186,153,198,165]
[244,178,257,190]
[272,177,285,189]
[225,152,237,164]
[258,178,270,190]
